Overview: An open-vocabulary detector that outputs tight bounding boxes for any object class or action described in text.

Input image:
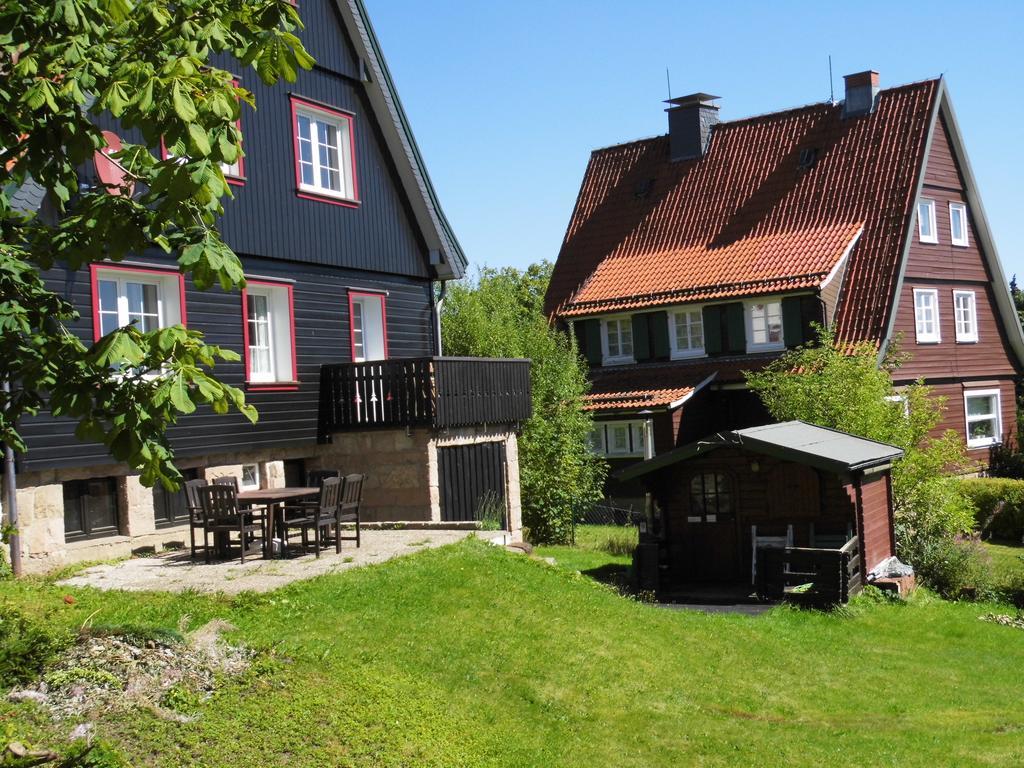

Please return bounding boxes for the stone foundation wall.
[5,426,523,574]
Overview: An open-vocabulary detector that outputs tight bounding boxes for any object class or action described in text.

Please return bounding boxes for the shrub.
[909,535,997,601]
[0,605,73,686]
[958,476,1024,542]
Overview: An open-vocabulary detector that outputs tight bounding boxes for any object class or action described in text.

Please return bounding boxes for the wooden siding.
[892,115,1020,455]
[856,473,894,572]
[921,379,1018,462]
[651,448,864,583]
[89,0,431,280]
[17,255,434,471]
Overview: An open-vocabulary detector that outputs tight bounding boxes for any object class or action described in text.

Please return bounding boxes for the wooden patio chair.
[280,476,342,558]
[184,478,209,561]
[338,473,365,549]
[751,524,793,585]
[198,484,266,564]
[307,469,340,487]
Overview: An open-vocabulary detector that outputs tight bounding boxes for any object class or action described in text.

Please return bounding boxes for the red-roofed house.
[547,71,1024,508]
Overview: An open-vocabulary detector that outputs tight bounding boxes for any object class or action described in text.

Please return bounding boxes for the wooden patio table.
[237,487,319,559]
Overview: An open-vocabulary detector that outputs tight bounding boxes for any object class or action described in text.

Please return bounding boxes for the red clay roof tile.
[547,80,939,345]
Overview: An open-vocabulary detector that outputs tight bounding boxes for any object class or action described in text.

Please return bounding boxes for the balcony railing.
[318,357,531,439]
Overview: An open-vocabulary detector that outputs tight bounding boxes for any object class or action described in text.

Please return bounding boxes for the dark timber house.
[10,0,530,572]
[544,71,1024,515]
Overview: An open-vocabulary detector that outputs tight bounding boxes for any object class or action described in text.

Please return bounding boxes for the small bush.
[0,605,73,686]
[910,535,997,601]
[959,477,1024,542]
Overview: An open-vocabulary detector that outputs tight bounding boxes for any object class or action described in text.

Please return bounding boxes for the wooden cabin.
[619,422,903,604]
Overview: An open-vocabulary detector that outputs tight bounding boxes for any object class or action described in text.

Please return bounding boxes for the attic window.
[797,148,818,170]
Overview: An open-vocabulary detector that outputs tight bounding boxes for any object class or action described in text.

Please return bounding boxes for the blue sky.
[365,1,1024,283]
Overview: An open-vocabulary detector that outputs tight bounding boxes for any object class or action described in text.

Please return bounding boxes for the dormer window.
[670,307,705,358]
[746,300,784,351]
[601,317,634,364]
[918,199,937,243]
[949,202,969,247]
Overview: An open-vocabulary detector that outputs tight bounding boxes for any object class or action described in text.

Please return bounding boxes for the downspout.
[2,379,22,577]
[434,280,447,357]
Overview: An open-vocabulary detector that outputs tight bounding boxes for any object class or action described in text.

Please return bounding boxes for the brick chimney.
[665,93,720,161]
[843,70,880,118]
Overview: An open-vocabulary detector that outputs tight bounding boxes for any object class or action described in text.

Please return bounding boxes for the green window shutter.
[649,311,670,360]
[725,302,746,353]
[782,296,804,348]
[800,296,824,344]
[575,319,603,366]
[632,313,651,361]
[702,305,723,355]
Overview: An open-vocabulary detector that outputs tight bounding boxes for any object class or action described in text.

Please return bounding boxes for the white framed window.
[953,290,978,343]
[292,98,357,203]
[964,389,1001,449]
[747,300,784,351]
[92,266,184,341]
[949,202,969,247]
[243,281,296,385]
[240,463,261,490]
[601,316,634,364]
[913,288,940,343]
[918,199,937,243]
[588,420,648,458]
[350,292,387,362]
[885,393,910,417]
[670,307,705,358]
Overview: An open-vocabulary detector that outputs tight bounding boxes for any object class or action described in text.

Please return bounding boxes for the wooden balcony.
[317,357,531,439]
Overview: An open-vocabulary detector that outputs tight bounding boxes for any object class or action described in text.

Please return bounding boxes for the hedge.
[959,477,1024,542]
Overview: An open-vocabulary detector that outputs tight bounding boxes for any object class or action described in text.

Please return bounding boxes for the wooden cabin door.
[681,472,740,581]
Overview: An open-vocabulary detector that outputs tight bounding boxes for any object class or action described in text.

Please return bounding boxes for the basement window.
[949,202,969,247]
[64,477,120,542]
[964,389,1001,449]
[241,464,261,491]
[918,199,938,244]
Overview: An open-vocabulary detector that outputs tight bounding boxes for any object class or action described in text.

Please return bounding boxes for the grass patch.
[983,540,1024,586]
[2,540,1024,766]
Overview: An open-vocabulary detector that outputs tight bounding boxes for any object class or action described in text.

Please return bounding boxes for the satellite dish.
[93,130,135,196]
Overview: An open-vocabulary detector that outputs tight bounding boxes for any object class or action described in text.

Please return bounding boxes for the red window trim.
[241,279,299,391]
[160,78,245,185]
[348,290,389,361]
[289,95,360,208]
[89,263,188,342]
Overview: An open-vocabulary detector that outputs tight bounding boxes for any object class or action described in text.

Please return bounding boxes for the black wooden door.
[438,442,508,524]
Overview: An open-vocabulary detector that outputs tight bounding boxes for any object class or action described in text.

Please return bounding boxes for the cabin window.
[291,97,357,204]
[949,202,969,247]
[242,281,296,386]
[918,199,937,243]
[746,300,784,351]
[964,389,1001,449]
[953,290,978,343]
[587,421,647,458]
[601,317,634,364]
[63,477,119,542]
[913,288,940,343]
[689,472,732,522]
[670,308,704,358]
[241,463,261,490]
[91,265,185,341]
[349,292,387,362]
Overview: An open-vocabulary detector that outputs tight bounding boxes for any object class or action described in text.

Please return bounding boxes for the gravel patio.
[59,529,510,594]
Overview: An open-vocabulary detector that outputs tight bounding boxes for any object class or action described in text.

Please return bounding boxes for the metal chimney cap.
[665,93,721,108]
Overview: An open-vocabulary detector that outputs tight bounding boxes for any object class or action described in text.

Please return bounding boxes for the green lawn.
[983,539,1024,588]
[2,539,1024,767]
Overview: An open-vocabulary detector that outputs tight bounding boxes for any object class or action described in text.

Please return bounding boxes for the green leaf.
[172,81,197,122]
[188,123,211,156]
